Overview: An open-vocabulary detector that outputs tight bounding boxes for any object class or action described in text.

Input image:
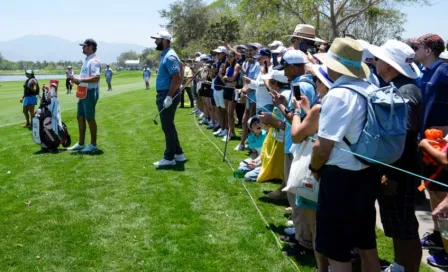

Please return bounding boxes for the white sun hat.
[369,39,421,79]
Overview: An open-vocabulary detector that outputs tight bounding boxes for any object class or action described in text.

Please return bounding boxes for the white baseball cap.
[262,70,289,84]
[272,46,287,54]
[213,46,228,54]
[312,64,333,89]
[269,41,284,48]
[150,31,172,41]
[440,51,448,60]
[357,40,375,63]
[370,39,421,79]
[274,50,309,70]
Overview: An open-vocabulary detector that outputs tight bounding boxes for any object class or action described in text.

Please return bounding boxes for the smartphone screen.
[293,85,301,100]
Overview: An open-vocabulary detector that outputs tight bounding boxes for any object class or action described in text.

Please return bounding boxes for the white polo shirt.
[80,53,101,89]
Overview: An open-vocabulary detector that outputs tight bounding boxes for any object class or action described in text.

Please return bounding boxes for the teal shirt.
[248,130,267,153]
[156,47,181,90]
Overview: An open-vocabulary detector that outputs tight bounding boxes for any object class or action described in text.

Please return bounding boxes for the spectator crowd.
[177,23,448,272]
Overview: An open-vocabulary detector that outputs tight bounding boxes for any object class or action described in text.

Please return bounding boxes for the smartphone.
[293,84,301,101]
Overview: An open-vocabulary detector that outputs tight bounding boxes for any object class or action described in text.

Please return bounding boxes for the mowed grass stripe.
[0,79,292,271]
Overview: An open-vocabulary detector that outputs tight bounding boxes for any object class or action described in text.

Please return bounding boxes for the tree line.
[160,0,430,58]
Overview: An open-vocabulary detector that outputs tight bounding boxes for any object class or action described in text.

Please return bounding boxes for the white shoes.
[222,133,234,142]
[206,122,215,129]
[200,118,208,125]
[80,144,99,153]
[234,143,245,151]
[218,129,227,137]
[174,153,187,162]
[67,142,85,152]
[213,128,222,136]
[153,159,176,167]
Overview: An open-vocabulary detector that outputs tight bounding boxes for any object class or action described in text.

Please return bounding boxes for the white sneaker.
[222,133,234,142]
[200,119,208,125]
[234,143,245,151]
[207,122,215,129]
[153,159,176,167]
[80,144,99,153]
[199,112,204,118]
[213,128,222,136]
[284,227,295,236]
[67,142,85,152]
[218,129,227,137]
[287,220,293,227]
[174,153,187,162]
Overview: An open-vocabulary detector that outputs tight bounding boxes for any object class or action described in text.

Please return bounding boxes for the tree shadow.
[33,148,68,155]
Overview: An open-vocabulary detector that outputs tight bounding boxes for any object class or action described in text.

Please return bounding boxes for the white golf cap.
[150,31,172,41]
[312,64,333,89]
[370,39,421,79]
[274,50,309,70]
[272,46,287,54]
[269,40,284,48]
[357,39,375,63]
[213,46,228,54]
[262,70,289,84]
[195,52,202,56]
[440,51,448,60]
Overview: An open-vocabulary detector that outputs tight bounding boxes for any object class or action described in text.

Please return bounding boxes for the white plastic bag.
[283,139,320,203]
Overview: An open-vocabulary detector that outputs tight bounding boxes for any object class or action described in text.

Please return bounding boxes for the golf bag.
[32,80,71,151]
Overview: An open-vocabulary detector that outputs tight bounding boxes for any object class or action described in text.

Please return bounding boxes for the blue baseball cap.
[254,48,272,59]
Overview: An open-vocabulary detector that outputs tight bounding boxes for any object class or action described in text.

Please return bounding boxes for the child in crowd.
[237,116,267,181]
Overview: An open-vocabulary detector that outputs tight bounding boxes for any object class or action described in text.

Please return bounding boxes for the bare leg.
[328,259,352,272]
[28,105,35,120]
[394,238,422,272]
[78,116,86,145]
[358,248,380,272]
[240,108,250,145]
[87,119,97,145]
[304,208,329,272]
[23,107,30,125]
[429,190,447,230]
[227,101,236,135]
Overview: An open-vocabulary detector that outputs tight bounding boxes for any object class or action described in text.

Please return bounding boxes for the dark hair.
[278,82,290,89]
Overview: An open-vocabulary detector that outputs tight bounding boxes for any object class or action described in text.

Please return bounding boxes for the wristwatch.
[308,163,322,173]
[293,109,300,116]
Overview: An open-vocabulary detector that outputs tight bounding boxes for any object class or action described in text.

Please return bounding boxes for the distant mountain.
[0,35,147,63]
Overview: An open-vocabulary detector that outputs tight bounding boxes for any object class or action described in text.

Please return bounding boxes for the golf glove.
[164,96,173,108]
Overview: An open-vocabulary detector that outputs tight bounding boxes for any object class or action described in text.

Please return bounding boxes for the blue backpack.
[341,83,408,165]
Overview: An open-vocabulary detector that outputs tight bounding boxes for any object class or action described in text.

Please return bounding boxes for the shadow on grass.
[70,149,104,156]
[33,148,68,155]
[155,162,186,172]
[258,196,289,207]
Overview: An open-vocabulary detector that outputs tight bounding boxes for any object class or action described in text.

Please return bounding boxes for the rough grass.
[0,72,433,271]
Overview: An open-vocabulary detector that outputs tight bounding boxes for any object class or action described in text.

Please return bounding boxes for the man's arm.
[310,137,334,171]
[168,72,181,97]
[79,75,100,83]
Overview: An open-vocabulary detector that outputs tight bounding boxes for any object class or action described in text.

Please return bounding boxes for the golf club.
[152,69,202,125]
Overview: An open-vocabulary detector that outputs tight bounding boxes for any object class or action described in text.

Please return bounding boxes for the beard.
[156,41,163,51]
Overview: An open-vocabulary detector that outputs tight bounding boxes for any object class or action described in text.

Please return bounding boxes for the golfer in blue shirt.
[151,31,186,167]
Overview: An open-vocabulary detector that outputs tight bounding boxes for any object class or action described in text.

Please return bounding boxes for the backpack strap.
[299,77,316,89]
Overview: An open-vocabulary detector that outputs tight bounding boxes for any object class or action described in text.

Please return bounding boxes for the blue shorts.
[23,95,37,107]
[77,88,99,120]
[106,77,112,84]
[246,89,256,109]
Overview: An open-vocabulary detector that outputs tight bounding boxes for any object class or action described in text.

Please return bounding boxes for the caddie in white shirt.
[68,38,102,153]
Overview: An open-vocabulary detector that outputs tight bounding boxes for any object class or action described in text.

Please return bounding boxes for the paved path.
[376,190,446,272]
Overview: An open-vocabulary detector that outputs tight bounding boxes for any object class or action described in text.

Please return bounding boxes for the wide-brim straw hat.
[320,38,370,79]
[288,24,326,43]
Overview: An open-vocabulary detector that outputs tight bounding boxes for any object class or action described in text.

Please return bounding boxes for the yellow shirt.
[183,66,193,87]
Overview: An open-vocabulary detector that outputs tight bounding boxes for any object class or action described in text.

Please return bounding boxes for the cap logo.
[328,51,361,68]
[405,57,414,64]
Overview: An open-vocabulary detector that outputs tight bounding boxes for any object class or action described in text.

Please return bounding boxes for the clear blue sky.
[0,0,446,46]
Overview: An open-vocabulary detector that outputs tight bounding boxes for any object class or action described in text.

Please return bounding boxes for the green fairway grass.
[0,72,433,271]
